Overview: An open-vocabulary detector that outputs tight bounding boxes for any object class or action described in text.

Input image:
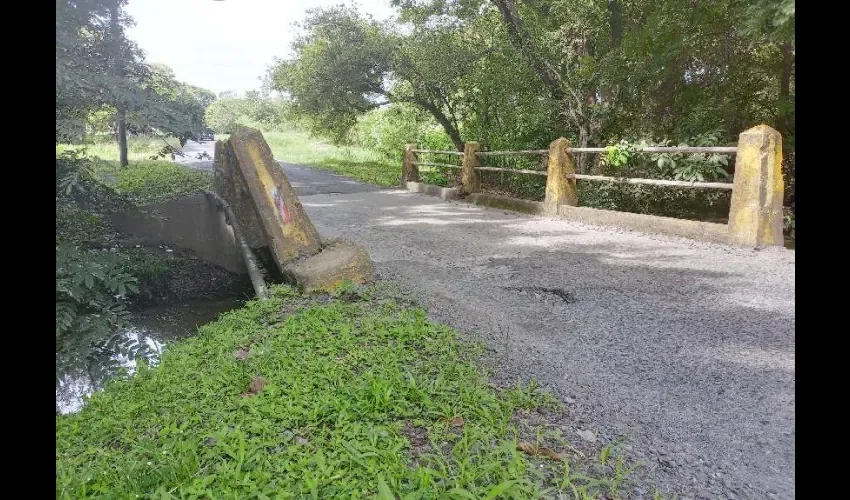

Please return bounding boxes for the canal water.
[56,298,245,414]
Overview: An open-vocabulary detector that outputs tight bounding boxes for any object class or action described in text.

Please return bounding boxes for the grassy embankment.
[56,284,642,499]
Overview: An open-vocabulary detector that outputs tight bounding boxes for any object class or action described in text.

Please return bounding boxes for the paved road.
[174,139,215,164]
[177,140,381,196]
[179,143,795,499]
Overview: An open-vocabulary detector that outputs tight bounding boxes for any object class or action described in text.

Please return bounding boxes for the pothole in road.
[501,286,576,303]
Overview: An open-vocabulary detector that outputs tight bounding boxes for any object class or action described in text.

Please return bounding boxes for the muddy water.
[56,298,245,415]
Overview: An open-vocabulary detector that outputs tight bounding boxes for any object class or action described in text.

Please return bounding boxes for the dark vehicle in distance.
[198,129,215,141]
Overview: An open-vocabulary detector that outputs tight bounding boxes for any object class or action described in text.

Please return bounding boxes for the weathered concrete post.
[460,142,482,195]
[402,143,419,184]
[542,137,578,216]
[728,124,784,247]
[215,126,375,292]
[213,139,267,248]
[228,127,323,269]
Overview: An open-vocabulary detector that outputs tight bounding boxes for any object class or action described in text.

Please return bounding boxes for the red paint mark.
[271,187,291,223]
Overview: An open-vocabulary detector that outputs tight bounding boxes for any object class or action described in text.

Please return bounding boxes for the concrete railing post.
[542,137,578,215]
[461,142,482,195]
[728,124,784,247]
[403,143,419,184]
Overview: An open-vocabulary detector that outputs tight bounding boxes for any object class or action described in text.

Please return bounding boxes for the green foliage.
[601,141,636,168]
[56,244,137,360]
[56,0,142,142]
[56,1,216,148]
[609,132,732,183]
[783,210,795,240]
[56,285,636,498]
[421,169,450,187]
[204,93,292,134]
[57,135,183,164]
[353,104,453,162]
[264,130,399,186]
[580,183,730,222]
[132,64,217,145]
[56,151,133,243]
[271,6,395,142]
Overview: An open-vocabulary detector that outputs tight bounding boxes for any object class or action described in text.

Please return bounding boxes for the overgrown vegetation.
[101,161,212,205]
[268,0,794,234]
[55,148,218,388]
[264,130,400,187]
[204,90,291,134]
[57,285,640,498]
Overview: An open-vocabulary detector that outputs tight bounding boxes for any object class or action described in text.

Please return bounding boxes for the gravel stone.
[179,146,795,499]
[299,182,794,499]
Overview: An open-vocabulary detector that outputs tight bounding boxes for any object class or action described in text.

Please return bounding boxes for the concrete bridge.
[134,135,796,499]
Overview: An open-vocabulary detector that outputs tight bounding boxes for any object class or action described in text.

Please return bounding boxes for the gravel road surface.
[180,142,796,499]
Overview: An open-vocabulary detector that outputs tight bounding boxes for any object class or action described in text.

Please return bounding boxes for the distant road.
[176,140,381,197]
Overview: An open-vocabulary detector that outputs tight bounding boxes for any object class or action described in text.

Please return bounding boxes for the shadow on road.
[301,189,795,498]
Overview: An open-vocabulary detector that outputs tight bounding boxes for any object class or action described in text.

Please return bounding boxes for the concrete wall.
[109,194,248,274]
[406,182,459,201]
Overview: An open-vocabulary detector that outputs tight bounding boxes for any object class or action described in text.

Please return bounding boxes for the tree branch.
[491,0,564,101]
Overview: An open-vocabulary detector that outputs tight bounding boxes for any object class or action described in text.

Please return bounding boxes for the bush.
[352,104,454,161]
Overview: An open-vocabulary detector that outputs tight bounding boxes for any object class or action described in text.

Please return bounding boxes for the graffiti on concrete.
[269,187,292,224]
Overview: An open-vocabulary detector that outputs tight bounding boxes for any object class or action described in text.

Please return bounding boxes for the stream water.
[56,298,245,415]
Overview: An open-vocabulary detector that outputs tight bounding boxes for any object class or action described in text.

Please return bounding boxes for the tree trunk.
[608,0,622,49]
[117,107,128,167]
[418,99,464,151]
[109,4,128,167]
[577,125,590,174]
[776,41,793,138]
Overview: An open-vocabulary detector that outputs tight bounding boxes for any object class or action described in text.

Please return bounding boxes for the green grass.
[92,160,212,206]
[55,285,635,498]
[57,135,182,163]
[263,130,399,187]
[56,135,212,207]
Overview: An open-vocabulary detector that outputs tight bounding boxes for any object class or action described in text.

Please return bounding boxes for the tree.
[57,1,216,162]
[135,64,217,147]
[203,94,291,133]
[56,0,142,146]
[270,5,483,151]
[204,98,247,134]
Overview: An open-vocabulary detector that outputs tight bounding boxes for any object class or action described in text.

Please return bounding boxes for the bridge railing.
[402,124,784,247]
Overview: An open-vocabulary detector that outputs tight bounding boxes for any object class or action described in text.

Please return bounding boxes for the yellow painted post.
[403,143,419,184]
[228,126,322,269]
[542,137,578,215]
[461,142,482,195]
[728,124,784,247]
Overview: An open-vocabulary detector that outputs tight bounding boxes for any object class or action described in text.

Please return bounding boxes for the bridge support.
[460,142,482,195]
[728,124,785,247]
[403,144,419,184]
[542,137,578,216]
[214,127,375,292]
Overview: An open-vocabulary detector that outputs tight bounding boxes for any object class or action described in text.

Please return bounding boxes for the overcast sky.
[125,0,396,95]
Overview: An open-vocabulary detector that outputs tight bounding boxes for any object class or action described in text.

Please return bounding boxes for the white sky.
[125,0,396,95]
